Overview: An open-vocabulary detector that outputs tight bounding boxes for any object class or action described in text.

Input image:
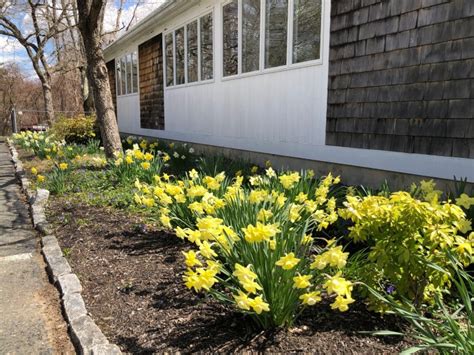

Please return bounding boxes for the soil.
[47,198,415,354]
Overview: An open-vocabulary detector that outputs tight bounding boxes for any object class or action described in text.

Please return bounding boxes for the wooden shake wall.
[139,34,165,130]
[326,0,474,158]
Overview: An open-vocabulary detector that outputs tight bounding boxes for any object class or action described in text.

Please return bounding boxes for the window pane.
[187,21,198,83]
[132,52,138,93]
[200,13,213,80]
[242,0,260,73]
[293,0,321,63]
[116,60,121,95]
[127,54,133,93]
[165,33,174,86]
[121,57,127,94]
[223,1,238,77]
[265,0,288,69]
[175,27,185,85]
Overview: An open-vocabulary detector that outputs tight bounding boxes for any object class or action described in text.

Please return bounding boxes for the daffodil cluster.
[340,187,474,310]
[12,131,65,160]
[109,143,163,184]
[133,168,354,328]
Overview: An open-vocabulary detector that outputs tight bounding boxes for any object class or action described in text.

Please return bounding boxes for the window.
[293,0,322,63]
[265,0,288,69]
[223,1,238,77]
[242,0,260,73]
[116,51,138,96]
[175,27,185,85]
[187,20,198,83]
[200,13,214,81]
[116,60,122,95]
[165,33,174,86]
[120,57,126,94]
[132,52,138,90]
[127,53,133,90]
[165,12,214,87]
[222,0,322,78]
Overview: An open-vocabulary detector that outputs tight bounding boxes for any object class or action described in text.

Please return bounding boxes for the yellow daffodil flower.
[299,291,321,305]
[249,296,270,314]
[234,291,252,310]
[331,295,354,312]
[182,250,202,267]
[293,274,312,289]
[275,253,300,270]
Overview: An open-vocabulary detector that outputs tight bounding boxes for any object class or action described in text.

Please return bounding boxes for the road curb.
[6,140,122,355]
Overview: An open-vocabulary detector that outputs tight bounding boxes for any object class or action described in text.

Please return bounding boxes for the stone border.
[6,140,121,355]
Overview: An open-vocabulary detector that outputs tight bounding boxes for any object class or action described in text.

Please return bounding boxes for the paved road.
[0,138,73,354]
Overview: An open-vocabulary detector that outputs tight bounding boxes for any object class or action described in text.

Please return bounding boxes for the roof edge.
[103,0,197,61]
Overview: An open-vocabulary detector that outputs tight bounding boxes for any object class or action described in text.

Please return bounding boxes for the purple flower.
[386,284,396,294]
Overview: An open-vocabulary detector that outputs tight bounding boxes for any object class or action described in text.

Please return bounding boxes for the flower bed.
[11,130,474,353]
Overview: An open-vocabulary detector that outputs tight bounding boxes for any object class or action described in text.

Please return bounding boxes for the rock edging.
[6,140,121,355]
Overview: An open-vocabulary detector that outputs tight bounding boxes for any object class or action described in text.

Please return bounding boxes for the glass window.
[242,0,260,73]
[265,0,288,69]
[132,52,138,93]
[223,1,238,77]
[293,0,321,63]
[127,54,133,93]
[200,13,214,81]
[187,21,198,83]
[116,60,121,96]
[120,57,127,94]
[165,33,174,86]
[175,27,185,85]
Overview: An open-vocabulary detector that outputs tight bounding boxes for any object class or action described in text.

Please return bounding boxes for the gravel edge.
[6,140,122,355]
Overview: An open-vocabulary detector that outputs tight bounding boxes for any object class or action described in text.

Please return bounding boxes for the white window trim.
[163,9,216,90]
[116,49,139,97]
[222,0,325,82]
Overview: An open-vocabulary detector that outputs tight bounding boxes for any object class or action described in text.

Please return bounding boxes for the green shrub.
[50,115,97,144]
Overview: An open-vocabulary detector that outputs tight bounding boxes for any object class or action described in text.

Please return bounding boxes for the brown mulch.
[47,198,414,354]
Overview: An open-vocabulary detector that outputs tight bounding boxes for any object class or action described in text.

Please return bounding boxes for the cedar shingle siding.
[326,0,474,158]
[106,60,117,114]
[139,34,165,130]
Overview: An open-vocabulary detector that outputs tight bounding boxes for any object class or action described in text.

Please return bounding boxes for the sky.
[0,0,166,79]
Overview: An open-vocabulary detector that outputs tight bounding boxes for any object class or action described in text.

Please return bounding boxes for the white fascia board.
[121,129,474,182]
[103,0,199,62]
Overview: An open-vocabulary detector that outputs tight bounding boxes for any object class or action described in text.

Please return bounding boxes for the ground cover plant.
[10,129,474,353]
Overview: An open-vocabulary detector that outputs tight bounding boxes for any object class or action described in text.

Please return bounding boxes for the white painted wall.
[115,0,474,182]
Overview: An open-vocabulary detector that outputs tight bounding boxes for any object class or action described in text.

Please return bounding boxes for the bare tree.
[76,0,122,157]
[0,1,70,124]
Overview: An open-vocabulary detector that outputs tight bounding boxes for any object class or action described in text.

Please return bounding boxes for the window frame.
[163,9,215,90]
[115,49,139,97]
[221,0,324,82]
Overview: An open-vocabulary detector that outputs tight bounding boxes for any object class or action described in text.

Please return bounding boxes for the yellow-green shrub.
[134,169,354,328]
[340,188,473,310]
[50,115,97,144]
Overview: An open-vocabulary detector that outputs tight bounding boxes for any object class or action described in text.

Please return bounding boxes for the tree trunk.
[42,81,55,124]
[77,0,122,158]
[80,66,95,114]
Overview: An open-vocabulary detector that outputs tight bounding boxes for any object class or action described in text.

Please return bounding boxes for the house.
[103,0,474,187]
